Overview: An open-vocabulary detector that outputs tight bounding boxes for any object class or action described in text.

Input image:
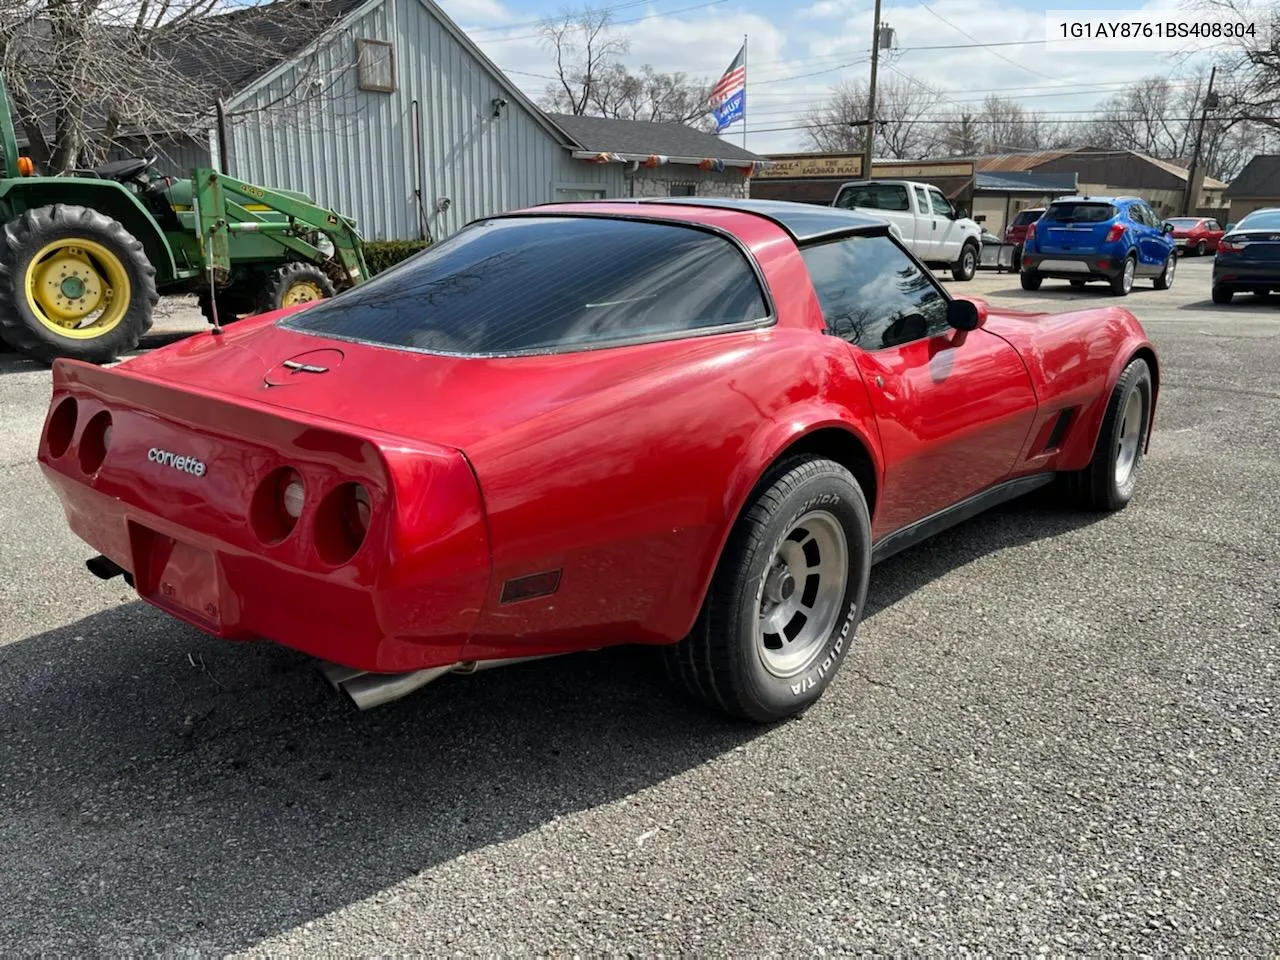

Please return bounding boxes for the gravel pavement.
[1,258,1277,955]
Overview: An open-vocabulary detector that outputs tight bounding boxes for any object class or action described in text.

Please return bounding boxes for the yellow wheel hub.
[282,280,325,306]
[25,239,130,339]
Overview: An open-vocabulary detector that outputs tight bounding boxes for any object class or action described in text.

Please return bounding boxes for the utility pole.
[1182,65,1217,216]
[862,0,883,180]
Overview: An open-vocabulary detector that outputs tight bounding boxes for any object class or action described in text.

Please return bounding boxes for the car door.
[1132,202,1171,272]
[927,186,963,263]
[911,184,938,258]
[1205,219,1224,251]
[798,233,1039,539]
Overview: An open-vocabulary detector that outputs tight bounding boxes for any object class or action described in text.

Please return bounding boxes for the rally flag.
[709,43,746,133]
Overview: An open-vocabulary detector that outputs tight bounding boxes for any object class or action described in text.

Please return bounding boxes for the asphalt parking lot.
[1,255,1277,954]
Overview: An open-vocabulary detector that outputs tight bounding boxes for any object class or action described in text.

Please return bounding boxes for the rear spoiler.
[49,358,455,462]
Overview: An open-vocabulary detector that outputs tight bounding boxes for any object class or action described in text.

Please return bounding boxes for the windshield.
[1234,211,1280,232]
[1044,201,1117,223]
[1166,218,1202,227]
[1012,210,1043,226]
[281,216,770,355]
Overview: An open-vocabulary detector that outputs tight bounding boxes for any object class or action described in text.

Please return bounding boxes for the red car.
[1004,207,1044,269]
[37,199,1159,723]
[1166,216,1225,255]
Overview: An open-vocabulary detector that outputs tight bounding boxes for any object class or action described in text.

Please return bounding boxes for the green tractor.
[0,71,370,365]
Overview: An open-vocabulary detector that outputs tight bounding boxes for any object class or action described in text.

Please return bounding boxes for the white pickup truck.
[831,179,984,281]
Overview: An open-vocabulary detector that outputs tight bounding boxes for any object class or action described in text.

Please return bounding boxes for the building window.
[357,39,395,92]
[670,184,697,197]
[555,187,607,201]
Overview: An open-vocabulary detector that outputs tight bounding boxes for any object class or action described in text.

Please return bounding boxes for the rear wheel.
[1062,356,1153,512]
[0,204,157,364]
[951,241,979,281]
[1196,239,1207,256]
[661,457,871,723]
[1153,253,1175,290]
[1020,270,1042,291]
[257,262,336,314]
[1212,284,1234,304]
[1110,254,1136,296]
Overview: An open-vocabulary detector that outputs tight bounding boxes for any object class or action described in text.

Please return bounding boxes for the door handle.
[875,375,884,388]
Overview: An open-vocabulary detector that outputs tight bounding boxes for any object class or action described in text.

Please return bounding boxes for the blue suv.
[1019,195,1177,296]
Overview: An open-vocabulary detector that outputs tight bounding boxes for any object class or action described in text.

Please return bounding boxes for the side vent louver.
[1045,408,1076,452]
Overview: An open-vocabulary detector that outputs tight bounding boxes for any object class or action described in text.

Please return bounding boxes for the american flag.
[709,43,746,132]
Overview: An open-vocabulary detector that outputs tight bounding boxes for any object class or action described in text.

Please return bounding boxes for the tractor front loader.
[0,71,370,365]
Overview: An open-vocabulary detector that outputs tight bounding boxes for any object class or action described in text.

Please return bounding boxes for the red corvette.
[37,199,1159,723]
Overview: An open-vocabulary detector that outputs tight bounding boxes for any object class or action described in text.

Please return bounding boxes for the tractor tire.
[197,288,258,327]
[0,204,157,365]
[257,262,336,315]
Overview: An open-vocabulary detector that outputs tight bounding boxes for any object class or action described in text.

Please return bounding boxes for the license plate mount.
[130,523,223,629]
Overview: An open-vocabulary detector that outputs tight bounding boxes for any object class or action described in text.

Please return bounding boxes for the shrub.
[364,239,431,275]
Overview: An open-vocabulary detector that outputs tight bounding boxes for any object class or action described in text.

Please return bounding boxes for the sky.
[435,0,1238,154]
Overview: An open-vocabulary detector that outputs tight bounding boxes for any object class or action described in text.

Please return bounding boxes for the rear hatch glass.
[280,216,770,355]
[1225,211,1280,262]
[1038,201,1119,254]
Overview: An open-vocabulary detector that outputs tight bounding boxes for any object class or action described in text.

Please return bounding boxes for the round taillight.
[315,482,373,566]
[78,410,112,475]
[250,467,305,544]
[281,475,305,519]
[46,396,78,459]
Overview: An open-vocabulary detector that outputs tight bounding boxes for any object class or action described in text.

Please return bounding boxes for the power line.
[917,3,1068,84]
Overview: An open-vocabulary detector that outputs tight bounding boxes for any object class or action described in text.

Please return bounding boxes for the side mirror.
[1163,222,1175,234]
[946,298,985,331]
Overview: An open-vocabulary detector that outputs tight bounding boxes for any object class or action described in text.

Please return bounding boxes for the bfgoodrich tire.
[0,204,157,364]
[1063,356,1153,512]
[662,457,872,723]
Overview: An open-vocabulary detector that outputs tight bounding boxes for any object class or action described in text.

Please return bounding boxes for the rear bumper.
[1213,264,1280,289]
[41,467,486,672]
[1021,252,1124,279]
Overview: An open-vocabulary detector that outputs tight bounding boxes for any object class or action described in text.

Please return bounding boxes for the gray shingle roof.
[1225,155,1280,198]
[546,113,766,163]
[156,0,370,102]
[975,171,1077,193]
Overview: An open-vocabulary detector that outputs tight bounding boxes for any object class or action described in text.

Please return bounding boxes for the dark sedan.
[1212,208,1280,303]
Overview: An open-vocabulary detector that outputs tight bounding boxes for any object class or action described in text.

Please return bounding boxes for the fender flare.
[675,410,885,638]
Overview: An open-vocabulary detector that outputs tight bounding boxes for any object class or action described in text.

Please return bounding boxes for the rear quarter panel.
[458,225,883,659]
[984,304,1158,473]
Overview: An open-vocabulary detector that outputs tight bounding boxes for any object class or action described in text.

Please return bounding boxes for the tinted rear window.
[1044,202,1117,223]
[1236,211,1280,232]
[281,216,769,355]
[1012,210,1043,226]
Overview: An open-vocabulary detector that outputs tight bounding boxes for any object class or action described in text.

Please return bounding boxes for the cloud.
[437,0,516,25]
[464,0,1220,155]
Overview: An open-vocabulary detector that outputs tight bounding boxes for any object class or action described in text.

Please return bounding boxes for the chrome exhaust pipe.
[322,653,565,710]
[451,654,557,674]
[318,661,368,689]
[339,664,455,711]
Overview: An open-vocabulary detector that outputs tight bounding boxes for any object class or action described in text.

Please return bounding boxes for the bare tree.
[585,63,714,128]
[802,75,940,159]
[1186,0,1280,133]
[1084,71,1262,180]
[537,6,630,116]
[936,95,1064,155]
[0,0,352,173]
